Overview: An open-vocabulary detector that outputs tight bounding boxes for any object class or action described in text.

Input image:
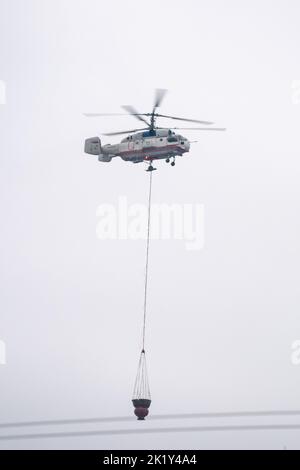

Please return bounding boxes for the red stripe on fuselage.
[118,144,184,160]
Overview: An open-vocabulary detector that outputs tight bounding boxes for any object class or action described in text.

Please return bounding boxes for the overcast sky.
[0,0,300,450]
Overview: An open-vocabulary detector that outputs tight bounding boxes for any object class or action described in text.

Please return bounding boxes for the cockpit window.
[142,130,156,138]
[167,136,178,143]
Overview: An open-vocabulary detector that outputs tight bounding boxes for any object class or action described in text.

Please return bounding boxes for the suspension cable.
[142,171,153,352]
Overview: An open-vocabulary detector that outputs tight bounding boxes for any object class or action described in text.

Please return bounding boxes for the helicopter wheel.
[166,158,170,163]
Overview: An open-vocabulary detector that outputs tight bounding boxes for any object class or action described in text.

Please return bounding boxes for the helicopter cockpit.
[167,131,178,143]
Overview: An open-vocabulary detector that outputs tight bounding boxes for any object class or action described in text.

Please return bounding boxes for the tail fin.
[84,137,101,155]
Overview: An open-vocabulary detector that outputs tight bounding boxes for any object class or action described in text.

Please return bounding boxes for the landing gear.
[166,157,175,166]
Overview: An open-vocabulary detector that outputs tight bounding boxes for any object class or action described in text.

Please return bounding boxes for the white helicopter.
[84,89,226,171]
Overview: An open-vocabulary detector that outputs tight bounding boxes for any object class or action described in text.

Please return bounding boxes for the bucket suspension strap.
[132,172,153,418]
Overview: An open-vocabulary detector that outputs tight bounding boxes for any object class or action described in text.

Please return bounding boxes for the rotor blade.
[156,114,214,125]
[122,105,150,126]
[102,128,149,136]
[154,88,168,109]
[165,127,226,131]
[84,113,130,117]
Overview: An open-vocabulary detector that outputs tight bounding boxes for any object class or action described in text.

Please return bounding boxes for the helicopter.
[84,89,226,171]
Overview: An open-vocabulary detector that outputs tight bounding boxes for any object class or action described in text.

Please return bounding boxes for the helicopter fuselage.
[85,129,190,164]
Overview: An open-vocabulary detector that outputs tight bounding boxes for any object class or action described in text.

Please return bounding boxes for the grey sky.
[0,0,300,449]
